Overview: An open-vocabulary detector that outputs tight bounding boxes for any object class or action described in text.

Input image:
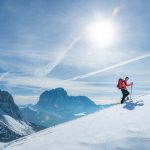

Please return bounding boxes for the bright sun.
[85,19,117,48]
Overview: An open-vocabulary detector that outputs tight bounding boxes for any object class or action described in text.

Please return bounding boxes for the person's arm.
[126,82,133,86]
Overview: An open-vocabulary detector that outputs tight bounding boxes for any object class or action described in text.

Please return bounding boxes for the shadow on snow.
[123,100,144,110]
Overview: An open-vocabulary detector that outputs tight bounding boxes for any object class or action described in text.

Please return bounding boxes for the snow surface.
[74,112,86,117]
[0,143,4,147]
[1,94,150,150]
[0,107,33,138]
[0,115,33,136]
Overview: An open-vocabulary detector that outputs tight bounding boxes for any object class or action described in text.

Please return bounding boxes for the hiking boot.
[121,99,124,104]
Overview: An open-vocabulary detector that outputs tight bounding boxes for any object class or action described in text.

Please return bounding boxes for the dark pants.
[121,89,130,103]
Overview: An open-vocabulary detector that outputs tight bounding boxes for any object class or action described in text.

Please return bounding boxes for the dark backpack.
[117,78,124,89]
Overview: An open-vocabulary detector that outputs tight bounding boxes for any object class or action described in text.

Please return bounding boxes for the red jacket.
[121,80,132,90]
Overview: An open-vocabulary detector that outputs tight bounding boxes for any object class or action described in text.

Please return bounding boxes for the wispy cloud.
[67,53,150,81]
[13,95,39,105]
[0,72,9,80]
[1,74,115,96]
[0,49,64,76]
[35,36,81,77]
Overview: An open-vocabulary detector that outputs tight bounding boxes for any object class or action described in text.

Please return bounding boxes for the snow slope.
[0,90,34,142]
[0,109,34,143]
[1,94,150,150]
[0,114,33,136]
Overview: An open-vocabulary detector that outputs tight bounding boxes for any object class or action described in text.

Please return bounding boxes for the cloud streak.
[67,53,150,81]
[36,36,81,77]
[0,72,9,81]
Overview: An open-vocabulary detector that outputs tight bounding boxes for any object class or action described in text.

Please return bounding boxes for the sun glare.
[85,19,117,48]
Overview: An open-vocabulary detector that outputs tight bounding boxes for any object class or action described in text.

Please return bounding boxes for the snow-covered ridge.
[0,90,34,142]
[0,114,33,136]
[1,94,150,150]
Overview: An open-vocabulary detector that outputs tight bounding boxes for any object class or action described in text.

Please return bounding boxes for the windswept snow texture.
[1,94,150,150]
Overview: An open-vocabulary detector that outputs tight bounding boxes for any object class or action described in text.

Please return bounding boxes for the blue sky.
[0,0,150,104]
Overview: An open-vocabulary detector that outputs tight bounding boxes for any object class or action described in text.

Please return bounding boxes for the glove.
[130,82,133,85]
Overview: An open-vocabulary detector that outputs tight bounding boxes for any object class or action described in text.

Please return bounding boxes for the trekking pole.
[130,84,133,100]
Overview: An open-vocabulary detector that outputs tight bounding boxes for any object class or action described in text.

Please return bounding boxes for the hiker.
[117,77,133,104]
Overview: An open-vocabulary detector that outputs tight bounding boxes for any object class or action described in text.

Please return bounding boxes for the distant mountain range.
[0,87,100,142]
[20,88,100,127]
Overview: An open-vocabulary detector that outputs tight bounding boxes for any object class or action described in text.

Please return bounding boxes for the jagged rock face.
[37,88,97,109]
[0,124,22,142]
[37,88,68,107]
[21,88,99,127]
[0,90,23,120]
[0,90,34,142]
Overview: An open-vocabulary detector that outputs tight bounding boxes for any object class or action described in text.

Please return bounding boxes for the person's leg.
[125,90,130,100]
[121,89,126,103]
[121,89,130,103]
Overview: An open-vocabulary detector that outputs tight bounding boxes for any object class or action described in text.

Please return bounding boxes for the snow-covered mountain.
[0,90,34,142]
[20,88,99,127]
[1,93,149,150]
